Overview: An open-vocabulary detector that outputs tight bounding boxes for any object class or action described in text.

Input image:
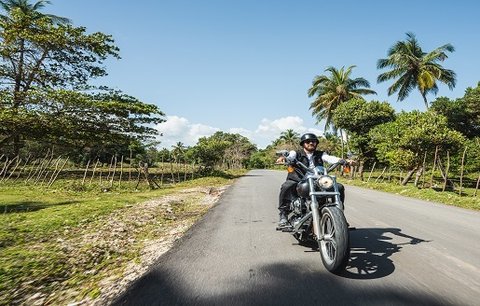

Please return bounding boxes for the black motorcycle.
[277,150,350,273]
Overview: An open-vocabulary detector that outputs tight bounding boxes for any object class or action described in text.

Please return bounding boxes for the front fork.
[308,177,343,239]
[308,177,322,239]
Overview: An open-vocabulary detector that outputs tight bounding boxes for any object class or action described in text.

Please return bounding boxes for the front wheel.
[318,206,349,273]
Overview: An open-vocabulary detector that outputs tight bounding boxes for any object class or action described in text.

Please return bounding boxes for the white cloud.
[157,115,189,137]
[252,116,325,148]
[156,116,219,149]
[156,115,325,150]
[256,116,305,133]
[228,127,253,139]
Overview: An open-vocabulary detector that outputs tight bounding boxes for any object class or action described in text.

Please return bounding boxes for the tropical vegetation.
[377,32,456,109]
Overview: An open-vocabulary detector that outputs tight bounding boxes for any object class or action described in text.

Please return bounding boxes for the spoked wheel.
[318,206,349,273]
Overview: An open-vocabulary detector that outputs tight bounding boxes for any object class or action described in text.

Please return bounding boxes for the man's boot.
[278,211,288,227]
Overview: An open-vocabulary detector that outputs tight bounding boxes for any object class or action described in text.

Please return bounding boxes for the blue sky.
[49,0,479,149]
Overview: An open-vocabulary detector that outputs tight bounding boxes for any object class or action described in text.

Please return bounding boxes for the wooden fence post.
[184,159,188,182]
[375,167,387,183]
[160,156,164,187]
[4,157,21,182]
[459,147,467,196]
[129,149,133,181]
[420,151,427,188]
[118,156,124,188]
[0,156,9,178]
[105,155,114,182]
[442,151,450,192]
[430,146,439,187]
[367,162,376,182]
[25,159,39,183]
[48,158,69,188]
[14,154,31,181]
[474,171,480,197]
[89,159,100,185]
[45,156,62,186]
[191,161,195,180]
[109,156,117,188]
[81,159,91,186]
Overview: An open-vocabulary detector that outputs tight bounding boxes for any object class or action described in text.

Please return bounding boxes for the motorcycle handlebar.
[287,159,344,174]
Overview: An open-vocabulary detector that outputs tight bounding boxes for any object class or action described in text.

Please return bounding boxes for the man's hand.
[345,159,357,166]
[275,156,286,164]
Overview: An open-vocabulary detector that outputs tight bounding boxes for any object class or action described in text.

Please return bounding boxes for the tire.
[318,206,350,273]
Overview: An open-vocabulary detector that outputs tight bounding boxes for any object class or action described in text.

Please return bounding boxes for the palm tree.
[0,0,70,24]
[377,32,456,109]
[171,141,186,162]
[279,129,300,147]
[308,65,376,130]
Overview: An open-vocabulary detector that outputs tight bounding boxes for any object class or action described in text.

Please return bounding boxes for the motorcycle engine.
[290,198,306,215]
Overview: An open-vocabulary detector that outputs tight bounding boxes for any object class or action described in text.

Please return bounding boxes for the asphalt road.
[113,169,480,306]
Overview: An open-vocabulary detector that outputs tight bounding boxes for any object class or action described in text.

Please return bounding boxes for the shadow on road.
[113,230,442,306]
[341,227,430,279]
[113,261,449,306]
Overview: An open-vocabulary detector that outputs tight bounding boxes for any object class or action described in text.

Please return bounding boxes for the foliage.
[318,133,342,156]
[307,65,376,129]
[0,0,70,24]
[246,150,271,169]
[171,142,187,162]
[278,129,300,148]
[462,138,480,174]
[0,89,164,158]
[0,2,164,157]
[190,131,256,169]
[377,32,456,108]
[333,99,395,162]
[369,111,465,170]
[333,99,396,135]
[431,83,480,139]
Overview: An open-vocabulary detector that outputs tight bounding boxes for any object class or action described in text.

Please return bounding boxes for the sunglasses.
[305,140,318,144]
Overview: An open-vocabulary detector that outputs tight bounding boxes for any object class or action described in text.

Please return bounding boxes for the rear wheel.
[318,206,349,273]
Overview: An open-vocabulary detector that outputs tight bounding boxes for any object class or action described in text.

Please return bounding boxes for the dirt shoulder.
[24,186,229,306]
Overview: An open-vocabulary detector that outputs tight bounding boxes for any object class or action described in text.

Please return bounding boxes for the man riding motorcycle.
[276,133,353,227]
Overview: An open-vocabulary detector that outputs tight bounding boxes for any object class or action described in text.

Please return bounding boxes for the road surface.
[113,169,480,305]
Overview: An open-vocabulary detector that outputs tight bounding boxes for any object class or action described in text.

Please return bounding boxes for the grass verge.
[0,170,245,305]
[339,177,480,211]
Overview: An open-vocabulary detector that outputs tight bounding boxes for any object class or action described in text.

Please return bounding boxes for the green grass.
[0,170,245,305]
[339,176,480,211]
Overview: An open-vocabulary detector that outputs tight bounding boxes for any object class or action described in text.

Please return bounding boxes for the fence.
[339,145,480,198]
[0,153,199,190]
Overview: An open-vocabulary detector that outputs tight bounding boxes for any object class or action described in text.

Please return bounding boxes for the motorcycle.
[276,150,350,273]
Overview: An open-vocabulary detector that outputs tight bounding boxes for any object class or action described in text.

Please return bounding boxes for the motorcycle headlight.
[317,175,334,189]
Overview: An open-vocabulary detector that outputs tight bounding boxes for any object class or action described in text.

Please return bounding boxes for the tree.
[246,150,270,169]
[369,111,465,185]
[431,83,480,139]
[278,129,300,148]
[307,65,376,130]
[171,142,186,162]
[318,133,342,156]
[377,32,456,109]
[333,99,395,179]
[190,132,256,170]
[0,2,164,156]
[0,0,70,24]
